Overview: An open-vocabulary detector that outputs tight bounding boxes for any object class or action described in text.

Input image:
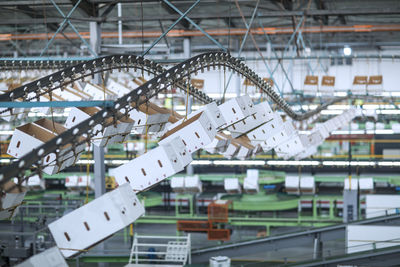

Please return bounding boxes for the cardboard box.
[262,121,296,153]
[129,109,170,134]
[218,95,254,127]
[113,142,185,192]
[285,176,300,195]
[159,111,216,154]
[228,101,274,138]
[82,82,118,100]
[258,114,286,150]
[8,119,85,175]
[65,175,79,190]
[171,177,185,193]
[1,180,26,210]
[65,107,133,147]
[14,175,45,190]
[48,184,145,258]
[107,79,131,96]
[300,176,315,194]
[344,178,358,190]
[34,118,86,164]
[204,137,230,154]
[243,175,259,194]
[313,123,330,139]
[236,145,253,160]
[276,134,306,159]
[0,207,19,220]
[295,146,318,160]
[224,178,241,194]
[359,177,374,192]
[77,175,94,190]
[160,136,193,167]
[221,142,240,159]
[185,175,202,193]
[181,102,226,130]
[17,247,68,267]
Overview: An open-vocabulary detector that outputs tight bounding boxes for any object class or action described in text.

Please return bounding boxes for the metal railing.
[128,234,191,266]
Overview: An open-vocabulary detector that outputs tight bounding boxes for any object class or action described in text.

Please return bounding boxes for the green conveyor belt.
[222,193,299,211]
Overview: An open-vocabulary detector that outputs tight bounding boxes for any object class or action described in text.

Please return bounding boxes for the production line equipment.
[0,52,364,265]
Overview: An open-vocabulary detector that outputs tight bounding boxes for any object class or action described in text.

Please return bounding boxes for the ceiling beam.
[70,0,98,17]
[1,8,400,24]
[314,0,329,25]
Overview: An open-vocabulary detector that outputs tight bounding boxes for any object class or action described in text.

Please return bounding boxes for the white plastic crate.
[17,247,67,267]
[224,178,241,194]
[185,175,202,193]
[300,176,315,194]
[285,176,300,195]
[171,177,185,193]
[159,111,216,154]
[48,184,145,258]
[113,141,185,192]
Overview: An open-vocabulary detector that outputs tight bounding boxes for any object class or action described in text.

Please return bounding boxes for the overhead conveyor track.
[190,213,400,263]
[0,52,392,187]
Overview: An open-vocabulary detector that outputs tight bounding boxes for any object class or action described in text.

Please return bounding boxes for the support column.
[183,37,194,176]
[183,38,191,58]
[235,39,241,96]
[90,21,101,84]
[90,18,108,267]
[93,145,106,199]
[343,190,358,223]
[117,3,123,45]
[313,234,323,259]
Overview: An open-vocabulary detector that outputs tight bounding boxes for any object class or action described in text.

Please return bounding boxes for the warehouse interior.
[1,0,400,266]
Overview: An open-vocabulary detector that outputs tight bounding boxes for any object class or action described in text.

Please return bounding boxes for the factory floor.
[74,223,345,267]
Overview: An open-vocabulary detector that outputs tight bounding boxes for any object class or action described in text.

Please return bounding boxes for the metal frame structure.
[191,213,400,263]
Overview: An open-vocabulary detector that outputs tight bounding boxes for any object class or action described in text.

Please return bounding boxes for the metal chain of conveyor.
[0,52,383,188]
